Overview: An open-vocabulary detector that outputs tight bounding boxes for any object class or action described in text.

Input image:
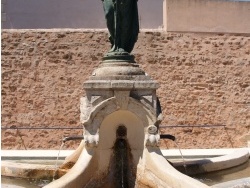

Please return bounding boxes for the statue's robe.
[102,0,139,53]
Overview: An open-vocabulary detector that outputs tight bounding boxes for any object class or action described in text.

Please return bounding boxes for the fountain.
[2,1,250,188]
[42,1,209,187]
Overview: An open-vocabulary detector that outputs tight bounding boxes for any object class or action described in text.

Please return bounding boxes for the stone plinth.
[81,59,162,149]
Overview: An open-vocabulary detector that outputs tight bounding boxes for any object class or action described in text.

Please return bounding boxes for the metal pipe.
[160,134,176,141]
[62,136,84,143]
[159,124,225,128]
[1,127,83,130]
[1,124,226,130]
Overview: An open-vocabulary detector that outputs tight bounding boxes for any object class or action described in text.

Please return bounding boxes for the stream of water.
[173,141,188,174]
[52,142,65,180]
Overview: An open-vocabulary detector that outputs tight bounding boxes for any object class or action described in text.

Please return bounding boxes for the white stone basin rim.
[43,146,209,188]
[138,148,210,188]
[2,148,249,160]
[44,148,95,188]
[1,161,66,179]
[1,148,249,181]
[172,149,250,175]
[1,148,249,180]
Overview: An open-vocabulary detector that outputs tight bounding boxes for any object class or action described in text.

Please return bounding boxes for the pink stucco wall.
[1,29,249,149]
[164,0,250,33]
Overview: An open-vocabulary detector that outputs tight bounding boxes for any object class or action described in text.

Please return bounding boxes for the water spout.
[53,136,84,180]
[62,136,84,143]
[160,134,187,174]
[160,134,176,141]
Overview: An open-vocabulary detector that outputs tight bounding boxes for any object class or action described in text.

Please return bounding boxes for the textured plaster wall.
[1,29,250,149]
[164,0,250,33]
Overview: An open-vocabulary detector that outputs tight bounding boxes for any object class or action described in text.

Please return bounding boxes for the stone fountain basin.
[168,148,249,175]
[1,148,249,181]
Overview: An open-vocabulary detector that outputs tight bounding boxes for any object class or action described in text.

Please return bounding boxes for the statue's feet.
[109,45,117,52]
[103,50,134,62]
[117,48,126,52]
[107,47,129,56]
[109,46,126,53]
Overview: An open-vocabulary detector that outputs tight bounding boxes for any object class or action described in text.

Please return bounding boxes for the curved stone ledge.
[1,161,67,179]
[2,148,249,186]
[172,149,250,175]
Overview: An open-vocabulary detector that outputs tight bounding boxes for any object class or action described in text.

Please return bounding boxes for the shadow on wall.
[2,0,163,29]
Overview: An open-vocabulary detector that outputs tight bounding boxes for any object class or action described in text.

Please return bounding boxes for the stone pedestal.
[81,59,162,148]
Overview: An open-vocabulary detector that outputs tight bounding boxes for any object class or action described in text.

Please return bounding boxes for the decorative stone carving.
[146,125,160,146]
[84,134,99,148]
[146,134,160,147]
[148,125,158,134]
[114,90,130,109]
[80,97,91,121]
[142,95,153,105]
[90,95,102,106]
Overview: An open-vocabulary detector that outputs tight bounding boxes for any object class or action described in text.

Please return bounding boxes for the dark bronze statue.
[102,0,139,55]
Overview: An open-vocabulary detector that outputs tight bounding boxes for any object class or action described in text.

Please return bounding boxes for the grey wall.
[2,0,163,29]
